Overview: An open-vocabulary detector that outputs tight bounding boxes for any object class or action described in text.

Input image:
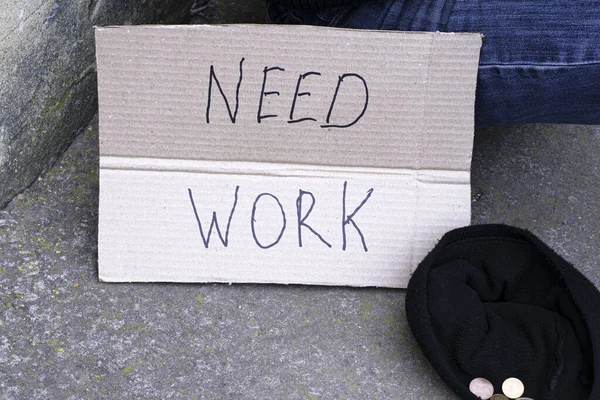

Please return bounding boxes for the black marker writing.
[322,73,369,129]
[188,182,374,251]
[257,66,285,123]
[251,193,287,249]
[288,71,321,124]
[188,186,239,248]
[341,181,373,252]
[206,57,245,123]
[296,189,332,248]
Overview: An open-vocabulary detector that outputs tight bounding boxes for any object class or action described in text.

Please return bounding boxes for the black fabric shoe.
[406,224,599,400]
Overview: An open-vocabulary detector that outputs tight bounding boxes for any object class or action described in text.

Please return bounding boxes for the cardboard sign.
[95,25,482,287]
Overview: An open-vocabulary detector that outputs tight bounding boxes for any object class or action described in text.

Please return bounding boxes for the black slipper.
[406,224,599,400]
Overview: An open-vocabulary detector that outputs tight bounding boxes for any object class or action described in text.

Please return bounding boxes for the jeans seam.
[479,61,600,69]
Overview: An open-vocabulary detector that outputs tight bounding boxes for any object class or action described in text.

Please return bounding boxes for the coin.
[469,377,494,399]
[516,398,535,400]
[491,395,509,400]
[502,377,525,399]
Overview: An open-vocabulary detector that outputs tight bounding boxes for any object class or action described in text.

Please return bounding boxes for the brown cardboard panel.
[95,24,482,287]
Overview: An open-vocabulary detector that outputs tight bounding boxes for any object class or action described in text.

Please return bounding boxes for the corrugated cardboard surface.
[96,24,482,288]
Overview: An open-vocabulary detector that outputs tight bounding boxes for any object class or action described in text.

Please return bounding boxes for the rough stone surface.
[471,124,600,285]
[0,118,598,399]
[0,0,196,208]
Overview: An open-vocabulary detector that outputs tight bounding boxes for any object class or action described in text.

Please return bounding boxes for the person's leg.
[267,0,600,127]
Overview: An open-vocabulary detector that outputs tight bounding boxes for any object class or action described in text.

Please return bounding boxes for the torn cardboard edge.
[95,24,482,288]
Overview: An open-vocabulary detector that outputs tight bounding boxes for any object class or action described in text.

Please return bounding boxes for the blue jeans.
[267,1,600,127]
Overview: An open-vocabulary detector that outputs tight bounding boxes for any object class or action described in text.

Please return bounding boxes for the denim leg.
[267,0,600,127]
[447,0,600,127]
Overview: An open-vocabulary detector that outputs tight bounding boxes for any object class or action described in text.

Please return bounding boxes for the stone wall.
[0,0,196,208]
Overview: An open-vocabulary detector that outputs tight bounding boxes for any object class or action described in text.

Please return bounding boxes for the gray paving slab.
[1,117,598,399]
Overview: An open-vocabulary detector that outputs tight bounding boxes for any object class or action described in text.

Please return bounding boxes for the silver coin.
[491,395,509,400]
[469,377,494,399]
[502,377,525,399]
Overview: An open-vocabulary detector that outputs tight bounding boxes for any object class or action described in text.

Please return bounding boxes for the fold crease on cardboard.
[95,24,482,288]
